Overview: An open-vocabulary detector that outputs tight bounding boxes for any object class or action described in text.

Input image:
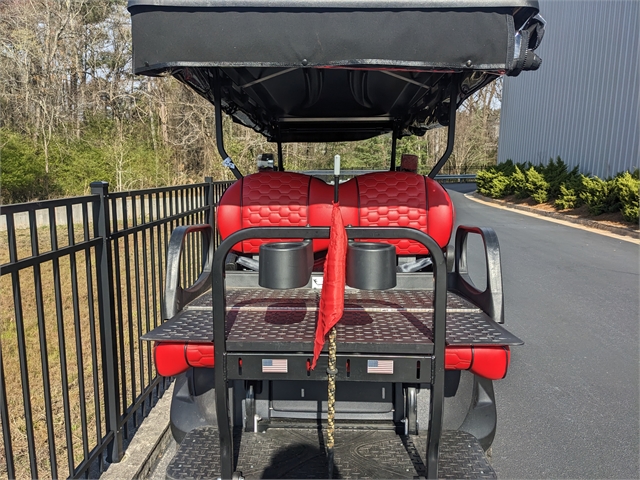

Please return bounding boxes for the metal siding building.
[497,0,639,178]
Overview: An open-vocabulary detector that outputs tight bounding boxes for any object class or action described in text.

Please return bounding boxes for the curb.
[100,382,174,480]
[466,193,640,240]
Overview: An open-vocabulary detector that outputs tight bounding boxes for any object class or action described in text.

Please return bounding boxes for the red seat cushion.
[217,171,454,255]
[346,172,454,254]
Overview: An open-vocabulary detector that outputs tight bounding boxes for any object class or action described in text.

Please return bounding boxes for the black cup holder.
[346,242,397,290]
[259,240,313,289]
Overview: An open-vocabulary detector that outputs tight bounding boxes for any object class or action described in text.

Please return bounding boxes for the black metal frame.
[163,224,214,319]
[390,129,398,171]
[0,178,233,479]
[447,225,505,324]
[428,79,459,179]
[214,70,243,180]
[212,67,461,180]
[210,226,447,479]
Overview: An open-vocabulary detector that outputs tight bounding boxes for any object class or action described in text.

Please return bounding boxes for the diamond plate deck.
[189,288,482,313]
[165,427,496,479]
[141,303,522,351]
[227,309,437,353]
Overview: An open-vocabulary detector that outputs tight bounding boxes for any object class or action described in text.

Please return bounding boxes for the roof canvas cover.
[128,0,542,141]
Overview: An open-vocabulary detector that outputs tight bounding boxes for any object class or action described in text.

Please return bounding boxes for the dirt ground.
[499,195,639,232]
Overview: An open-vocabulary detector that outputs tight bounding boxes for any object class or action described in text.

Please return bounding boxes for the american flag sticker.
[367,360,394,374]
[262,359,288,373]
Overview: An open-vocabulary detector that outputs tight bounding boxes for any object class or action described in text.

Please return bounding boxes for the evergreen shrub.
[510,166,528,199]
[554,182,582,210]
[613,171,639,223]
[478,158,638,223]
[579,175,619,215]
[525,167,549,203]
[476,160,518,198]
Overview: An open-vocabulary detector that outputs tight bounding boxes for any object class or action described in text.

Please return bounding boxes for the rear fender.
[444,370,497,451]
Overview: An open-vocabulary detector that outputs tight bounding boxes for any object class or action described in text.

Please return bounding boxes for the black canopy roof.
[128,0,543,142]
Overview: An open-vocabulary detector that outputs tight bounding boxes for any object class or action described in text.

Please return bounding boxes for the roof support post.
[428,78,460,179]
[213,69,243,180]
[277,140,284,172]
[390,129,398,171]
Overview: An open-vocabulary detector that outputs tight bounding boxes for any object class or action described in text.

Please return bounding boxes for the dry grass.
[0,216,186,479]
[0,188,213,479]
[0,224,103,479]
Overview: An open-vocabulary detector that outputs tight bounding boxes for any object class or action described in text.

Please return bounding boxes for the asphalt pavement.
[445,184,640,479]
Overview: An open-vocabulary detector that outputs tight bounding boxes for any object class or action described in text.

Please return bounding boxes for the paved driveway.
[446,185,639,479]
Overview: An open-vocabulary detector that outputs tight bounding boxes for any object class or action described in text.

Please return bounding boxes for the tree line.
[0,0,502,204]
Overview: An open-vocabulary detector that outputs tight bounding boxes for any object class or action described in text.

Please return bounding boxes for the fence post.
[90,181,123,463]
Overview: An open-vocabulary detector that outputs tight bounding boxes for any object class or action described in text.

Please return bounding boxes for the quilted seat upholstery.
[217,170,454,254]
[217,171,334,253]
[346,172,454,254]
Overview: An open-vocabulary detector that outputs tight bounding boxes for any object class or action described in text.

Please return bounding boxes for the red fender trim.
[155,343,509,379]
[445,346,511,380]
[154,342,215,377]
[445,346,473,370]
[185,343,215,368]
[154,342,510,379]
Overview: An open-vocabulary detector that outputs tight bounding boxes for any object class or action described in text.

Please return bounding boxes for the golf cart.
[128,1,545,478]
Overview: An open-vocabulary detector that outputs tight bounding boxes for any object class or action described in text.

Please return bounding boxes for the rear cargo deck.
[145,275,518,478]
[142,288,521,352]
[166,427,496,479]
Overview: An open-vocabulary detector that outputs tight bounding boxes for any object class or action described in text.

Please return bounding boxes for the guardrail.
[434,174,477,182]
[0,178,233,479]
[299,170,476,183]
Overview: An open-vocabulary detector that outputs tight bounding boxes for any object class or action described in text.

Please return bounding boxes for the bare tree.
[1,0,504,199]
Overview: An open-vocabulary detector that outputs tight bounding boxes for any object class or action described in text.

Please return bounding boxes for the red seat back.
[343,172,454,255]
[217,171,454,255]
[217,171,333,253]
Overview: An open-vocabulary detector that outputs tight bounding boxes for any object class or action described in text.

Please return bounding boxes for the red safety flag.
[312,202,347,369]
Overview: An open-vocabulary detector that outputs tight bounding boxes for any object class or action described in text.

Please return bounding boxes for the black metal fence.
[0,178,233,479]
